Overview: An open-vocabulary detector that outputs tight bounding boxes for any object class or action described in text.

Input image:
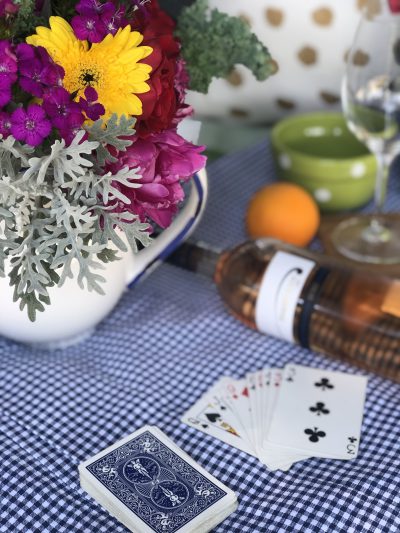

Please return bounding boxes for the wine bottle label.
[255,251,316,342]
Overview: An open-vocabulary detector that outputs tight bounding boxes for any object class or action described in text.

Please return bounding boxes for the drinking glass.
[332,9,400,263]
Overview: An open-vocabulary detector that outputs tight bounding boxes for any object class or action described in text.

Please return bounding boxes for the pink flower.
[389,0,400,13]
[0,0,19,17]
[172,59,193,125]
[110,129,206,228]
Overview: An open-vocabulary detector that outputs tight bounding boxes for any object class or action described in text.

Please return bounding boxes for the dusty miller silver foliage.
[0,114,151,321]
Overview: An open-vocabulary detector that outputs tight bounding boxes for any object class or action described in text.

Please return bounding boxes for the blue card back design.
[86,431,227,532]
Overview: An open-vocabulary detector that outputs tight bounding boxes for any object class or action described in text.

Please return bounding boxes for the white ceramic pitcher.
[0,169,207,347]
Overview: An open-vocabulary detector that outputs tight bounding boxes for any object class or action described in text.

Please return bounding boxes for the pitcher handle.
[126,168,208,287]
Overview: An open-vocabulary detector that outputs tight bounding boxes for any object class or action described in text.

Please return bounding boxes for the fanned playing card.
[79,426,238,533]
[265,365,368,460]
[181,382,256,457]
[181,365,368,472]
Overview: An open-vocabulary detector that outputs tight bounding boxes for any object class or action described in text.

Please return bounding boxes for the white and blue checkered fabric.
[1,141,400,533]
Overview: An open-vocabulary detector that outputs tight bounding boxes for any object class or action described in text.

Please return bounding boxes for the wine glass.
[332,8,400,264]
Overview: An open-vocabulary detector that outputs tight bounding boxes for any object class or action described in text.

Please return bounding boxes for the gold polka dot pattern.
[312,7,334,26]
[298,46,318,65]
[352,49,370,66]
[265,8,284,26]
[187,2,366,123]
[226,68,244,87]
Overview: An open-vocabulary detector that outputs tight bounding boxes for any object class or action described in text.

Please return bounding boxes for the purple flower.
[0,0,19,17]
[59,113,87,145]
[0,111,11,137]
[16,44,64,98]
[0,76,12,106]
[42,87,86,144]
[72,1,127,42]
[75,0,114,16]
[79,86,105,120]
[131,0,151,19]
[11,104,52,147]
[71,13,106,42]
[0,40,17,84]
[101,8,128,35]
[43,87,84,128]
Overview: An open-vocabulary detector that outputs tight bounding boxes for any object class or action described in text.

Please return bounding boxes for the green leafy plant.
[175,0,277,93]
[0,116,151,321]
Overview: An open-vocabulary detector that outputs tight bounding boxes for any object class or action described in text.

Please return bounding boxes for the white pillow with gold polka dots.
[188,0,377,123]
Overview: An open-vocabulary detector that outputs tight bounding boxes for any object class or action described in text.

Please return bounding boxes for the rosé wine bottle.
[168,239,400,383]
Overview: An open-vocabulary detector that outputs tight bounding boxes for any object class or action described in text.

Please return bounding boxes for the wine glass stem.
[364,153,390,244]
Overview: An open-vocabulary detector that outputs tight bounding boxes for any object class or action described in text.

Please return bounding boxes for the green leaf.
[176,0,277,93]
[85,114,136,167]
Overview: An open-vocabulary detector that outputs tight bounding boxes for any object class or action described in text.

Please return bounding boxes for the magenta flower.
[79,86,105,120]
[0,110,11,137]
[0,0,19,17]
[11,104,52,147]
[173,59,193,125]
[0,41,17,106]
[42,87,87,144]
[101,8,128,35]
[0,76,11,106]
[43,87,83,128]
[71,13,105,43]
[109,129,206,228]
[72,0,127,42]
[0,40,17,83]
[59,113,88,145]
[16,44,64,98]
[75,0,114,16]
[131,0,150,18]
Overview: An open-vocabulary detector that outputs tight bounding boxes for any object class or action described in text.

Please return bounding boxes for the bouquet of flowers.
[0,0,275,322]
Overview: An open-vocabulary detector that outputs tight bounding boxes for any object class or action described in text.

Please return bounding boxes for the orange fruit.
[246,183,320,247]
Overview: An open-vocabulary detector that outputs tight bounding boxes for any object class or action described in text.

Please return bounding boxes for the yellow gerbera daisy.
[27,17,153,119]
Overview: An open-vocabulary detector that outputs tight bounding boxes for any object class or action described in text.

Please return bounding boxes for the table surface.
[1,141,400,533]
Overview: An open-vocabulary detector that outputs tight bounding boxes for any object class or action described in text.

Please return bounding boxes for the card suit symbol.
[205,413,221,424]
[315,378,334,391]
[348,437,358,443]
[201,424,208,429]
[309,402,330,416]
[221,405,227,410]
[287,377,294,382]
[304,427,326,443]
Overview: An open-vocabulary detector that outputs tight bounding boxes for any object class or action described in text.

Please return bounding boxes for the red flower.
[132,0,185,137]
[136,48,178,137]
[389,0,400,13]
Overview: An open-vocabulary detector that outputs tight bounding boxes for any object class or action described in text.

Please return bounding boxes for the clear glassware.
[332,9,400,264]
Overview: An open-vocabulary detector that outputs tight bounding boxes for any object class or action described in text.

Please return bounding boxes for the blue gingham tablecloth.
[1,141,400,533]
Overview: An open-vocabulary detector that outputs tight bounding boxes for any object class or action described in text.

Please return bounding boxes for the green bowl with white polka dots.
[271,112,377,212]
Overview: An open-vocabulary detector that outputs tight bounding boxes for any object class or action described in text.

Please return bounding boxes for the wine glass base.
[331,217,400,264]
